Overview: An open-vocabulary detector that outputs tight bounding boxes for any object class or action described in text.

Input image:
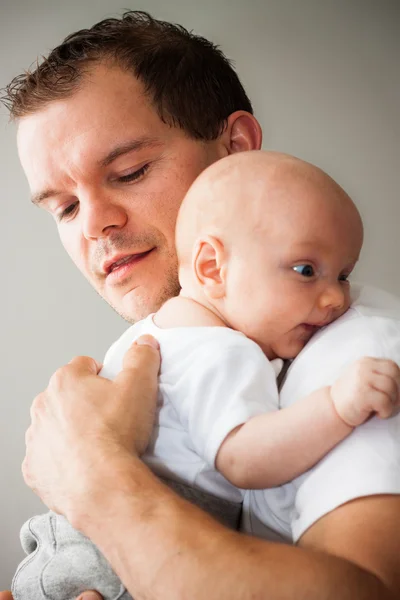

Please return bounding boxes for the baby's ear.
[193,236,227,299]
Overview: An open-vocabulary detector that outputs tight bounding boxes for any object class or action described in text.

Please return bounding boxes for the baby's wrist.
[328,386,356,431]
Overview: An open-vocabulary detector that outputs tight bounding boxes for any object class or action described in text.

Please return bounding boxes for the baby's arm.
[216,357,400,489]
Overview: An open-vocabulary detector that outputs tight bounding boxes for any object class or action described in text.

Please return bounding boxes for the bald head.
[176,150,363,271]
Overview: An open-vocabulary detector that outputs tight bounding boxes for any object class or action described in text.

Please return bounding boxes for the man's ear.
[193,236,227,299]
[220,111,262,154]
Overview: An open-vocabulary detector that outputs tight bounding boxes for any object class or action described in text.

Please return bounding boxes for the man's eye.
[293,264,315,277]
[58,202,78,222]
[117,163,150,183]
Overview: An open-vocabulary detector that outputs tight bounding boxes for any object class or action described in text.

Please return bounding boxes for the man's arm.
[299,494,400,598]
[20,337,398,600]
[70,451,397,600]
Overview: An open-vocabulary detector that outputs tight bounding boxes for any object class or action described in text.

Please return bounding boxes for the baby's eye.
[293,264,315,277]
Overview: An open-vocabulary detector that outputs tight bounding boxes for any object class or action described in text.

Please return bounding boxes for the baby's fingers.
[371,358,400,387]
[368,370,400,419]
[371,371,399,403]
[371,359,400,413]
[369,388,396,419]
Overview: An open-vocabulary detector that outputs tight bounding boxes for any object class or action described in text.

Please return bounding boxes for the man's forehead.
[17,64,160,146]
[16,68,167,188]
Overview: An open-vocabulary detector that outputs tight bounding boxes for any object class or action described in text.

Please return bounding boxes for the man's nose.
[317,283,346,311]
[80,190,128,240]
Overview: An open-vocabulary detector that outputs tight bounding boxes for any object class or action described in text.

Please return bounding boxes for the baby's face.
[223,173,363,359]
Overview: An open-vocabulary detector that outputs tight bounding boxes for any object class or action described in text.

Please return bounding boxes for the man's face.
[17,64,224,322]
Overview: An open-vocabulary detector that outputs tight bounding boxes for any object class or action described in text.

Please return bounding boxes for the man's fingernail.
[135,335,159,350]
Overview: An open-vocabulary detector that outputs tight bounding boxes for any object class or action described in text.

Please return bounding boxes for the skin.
[176,151,363,358]
[8,63,400,599]
[17,62,260,323]
[157,152,398,490]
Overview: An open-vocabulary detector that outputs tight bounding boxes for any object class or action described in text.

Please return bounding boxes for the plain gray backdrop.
[0,0,399,587]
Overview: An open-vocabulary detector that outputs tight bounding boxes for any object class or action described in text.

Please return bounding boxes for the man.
[1,11,400,600]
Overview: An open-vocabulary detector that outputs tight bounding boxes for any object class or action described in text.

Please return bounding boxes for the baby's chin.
[269,337,311,360]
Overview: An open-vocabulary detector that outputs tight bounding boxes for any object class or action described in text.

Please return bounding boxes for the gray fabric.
[160,476,242,529]
[12,478,242,600]
[12,511,131,600]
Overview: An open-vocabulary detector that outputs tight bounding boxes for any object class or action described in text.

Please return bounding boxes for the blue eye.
[293,264,315,277]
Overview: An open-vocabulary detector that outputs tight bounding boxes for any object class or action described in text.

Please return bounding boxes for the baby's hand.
[330,357,400,427]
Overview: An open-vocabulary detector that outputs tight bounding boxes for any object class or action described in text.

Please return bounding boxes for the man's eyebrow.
[98,136,161,168]
[31,137,161,206]
[31,189,59,206]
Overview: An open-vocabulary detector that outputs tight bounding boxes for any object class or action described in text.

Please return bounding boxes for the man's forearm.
[70,453,393,600]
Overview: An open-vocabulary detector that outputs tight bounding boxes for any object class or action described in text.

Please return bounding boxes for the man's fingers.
[68,355,103,375]
[135,334,160,351]
[77,591,104,600]
[116,335,161,389]
[0,592,13,600]
[48,356,102,390]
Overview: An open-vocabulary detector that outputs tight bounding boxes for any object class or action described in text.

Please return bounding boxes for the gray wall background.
[0,0,399,587]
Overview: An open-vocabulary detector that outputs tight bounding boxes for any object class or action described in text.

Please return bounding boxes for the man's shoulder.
[282,284,400,398]
[328,283,400,358]
[312,283,399,352]
[350,283,400,320]
[251,285,400,543]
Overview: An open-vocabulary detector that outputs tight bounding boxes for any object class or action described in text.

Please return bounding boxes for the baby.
[12,151,400,600]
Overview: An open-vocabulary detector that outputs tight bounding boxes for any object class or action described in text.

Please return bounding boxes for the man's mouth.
[103,249,155,279]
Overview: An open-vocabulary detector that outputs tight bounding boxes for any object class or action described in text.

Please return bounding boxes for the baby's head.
[175,151,363,359]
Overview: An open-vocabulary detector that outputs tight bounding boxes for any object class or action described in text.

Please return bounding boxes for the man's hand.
[22,335,160,518]
[331,357,400,426]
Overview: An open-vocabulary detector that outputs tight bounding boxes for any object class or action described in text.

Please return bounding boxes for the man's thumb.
[117,334,161,386]
[77,592,103,600]
[134,334,160,351]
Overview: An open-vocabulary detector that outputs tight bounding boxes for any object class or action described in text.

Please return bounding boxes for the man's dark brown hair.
[1,10,253,140]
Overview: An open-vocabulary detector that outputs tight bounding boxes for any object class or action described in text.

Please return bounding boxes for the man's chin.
[108,282,181,324]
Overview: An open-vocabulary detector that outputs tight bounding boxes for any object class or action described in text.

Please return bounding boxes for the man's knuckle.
[25,427,32,445]
[49,368,65,389]
[31,393,44,419]
[21,458,30,483]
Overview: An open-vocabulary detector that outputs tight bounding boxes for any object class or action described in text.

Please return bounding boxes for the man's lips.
[102,249,154,277]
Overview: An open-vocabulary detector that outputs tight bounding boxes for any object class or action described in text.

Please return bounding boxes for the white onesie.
[100,315,281,503]
[14,318,282,600]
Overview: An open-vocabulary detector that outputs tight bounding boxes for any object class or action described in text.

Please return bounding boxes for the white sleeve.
[163,336,278,468]
[287,314,400,541]
[99,322,142,380]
